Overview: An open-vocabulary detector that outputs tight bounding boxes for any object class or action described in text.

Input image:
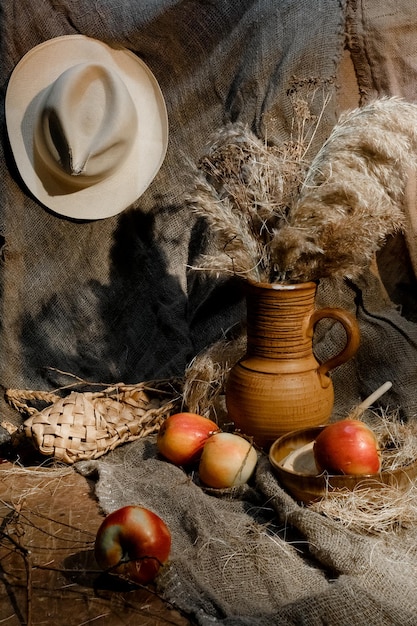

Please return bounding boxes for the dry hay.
[182,333,246,423]
[310,481,417,536]
[367,409,417,471]
[0,463,74,481]
[310,410,417,535]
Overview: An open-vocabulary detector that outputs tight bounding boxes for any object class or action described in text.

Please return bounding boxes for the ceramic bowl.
[269,425,417,504]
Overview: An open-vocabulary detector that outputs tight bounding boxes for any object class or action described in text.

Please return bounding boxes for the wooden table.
[0,461,190,626]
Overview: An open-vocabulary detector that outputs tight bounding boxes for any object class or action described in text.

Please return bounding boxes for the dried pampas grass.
[188,124,288,282]
[188,79,329,283]
[189,95,417,284]
[273,97,417,282]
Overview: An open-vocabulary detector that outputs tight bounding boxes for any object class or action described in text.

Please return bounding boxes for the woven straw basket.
[4,381,181,464]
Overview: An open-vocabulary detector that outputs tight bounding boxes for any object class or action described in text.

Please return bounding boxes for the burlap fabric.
[3,0,417,623]
[77,437,417,625]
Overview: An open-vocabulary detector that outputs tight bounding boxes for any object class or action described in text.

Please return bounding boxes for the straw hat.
[5,35,169,220]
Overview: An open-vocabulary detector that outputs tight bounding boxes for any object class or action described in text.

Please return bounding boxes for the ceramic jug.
[225,280,361,449]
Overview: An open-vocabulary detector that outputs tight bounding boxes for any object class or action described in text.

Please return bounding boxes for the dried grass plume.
[188,95,417,284]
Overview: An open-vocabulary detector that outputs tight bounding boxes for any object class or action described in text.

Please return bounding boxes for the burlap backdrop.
[3,0,417,623]
[0,0,342,420]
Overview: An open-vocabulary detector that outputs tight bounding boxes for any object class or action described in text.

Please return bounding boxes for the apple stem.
[349,381,393,419]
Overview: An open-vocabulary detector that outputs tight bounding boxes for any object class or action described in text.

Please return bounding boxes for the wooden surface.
[0,461,191,626]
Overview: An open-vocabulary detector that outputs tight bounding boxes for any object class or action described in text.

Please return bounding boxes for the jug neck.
[245,280,318,360]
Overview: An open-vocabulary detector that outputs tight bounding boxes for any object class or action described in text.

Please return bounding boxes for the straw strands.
[311,411,417,535]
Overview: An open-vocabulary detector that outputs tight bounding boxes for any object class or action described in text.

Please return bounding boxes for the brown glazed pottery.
[225,280,361,449]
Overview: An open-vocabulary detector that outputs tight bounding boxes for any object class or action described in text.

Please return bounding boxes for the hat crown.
[34,63,138,187]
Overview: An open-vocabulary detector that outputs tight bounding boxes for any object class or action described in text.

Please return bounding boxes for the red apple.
[94,505,171,584]
[157,412,220,465]
[313,419,381,475]
[198,432,258,488]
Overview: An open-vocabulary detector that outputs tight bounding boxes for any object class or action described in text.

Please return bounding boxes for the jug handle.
[310,307,361,376]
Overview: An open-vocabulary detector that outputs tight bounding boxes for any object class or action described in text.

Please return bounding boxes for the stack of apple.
[156,412,258,489]
[94,412,258,586]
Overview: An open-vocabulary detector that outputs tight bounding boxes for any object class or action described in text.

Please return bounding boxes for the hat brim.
[5,35,169,220]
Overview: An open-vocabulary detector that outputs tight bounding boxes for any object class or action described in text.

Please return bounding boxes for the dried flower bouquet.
[189,95,417,284]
